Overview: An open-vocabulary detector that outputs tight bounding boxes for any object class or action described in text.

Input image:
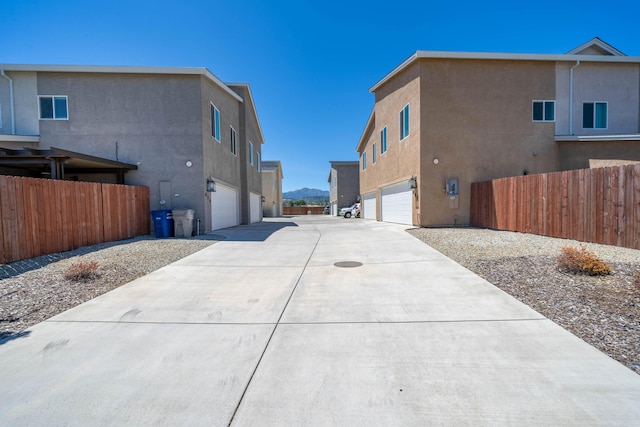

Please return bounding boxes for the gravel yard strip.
[1,235,219,340]
[408,227,640,375]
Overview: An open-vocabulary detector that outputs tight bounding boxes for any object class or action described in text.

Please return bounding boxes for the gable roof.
[0,64,244,102]
[566,37,626,56]
[370,38,638,93]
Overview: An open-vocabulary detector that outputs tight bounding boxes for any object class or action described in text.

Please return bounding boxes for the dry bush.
[557,244,611,276]
[634,271,640,290]
[63,260,99,282]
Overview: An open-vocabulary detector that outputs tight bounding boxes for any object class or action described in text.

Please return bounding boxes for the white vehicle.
[339,203,360,218]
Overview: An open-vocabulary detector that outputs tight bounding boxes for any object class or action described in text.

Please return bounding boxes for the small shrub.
[64,260,99,282]
[634,271,640,290]
[557,244,611,276]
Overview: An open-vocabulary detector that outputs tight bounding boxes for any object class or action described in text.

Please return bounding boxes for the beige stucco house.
[261,160,283,217]
[356,38,640,226]
[0,64,265,232]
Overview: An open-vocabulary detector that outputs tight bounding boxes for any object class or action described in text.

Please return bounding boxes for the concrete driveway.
[1,216,639,426]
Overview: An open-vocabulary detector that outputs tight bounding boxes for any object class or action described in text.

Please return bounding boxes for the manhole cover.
[334,261,363,268]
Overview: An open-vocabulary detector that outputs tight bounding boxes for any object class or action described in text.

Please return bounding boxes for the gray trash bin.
[172,209,195,238]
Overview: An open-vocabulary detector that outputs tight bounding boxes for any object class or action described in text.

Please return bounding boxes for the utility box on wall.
[445,178,459,196]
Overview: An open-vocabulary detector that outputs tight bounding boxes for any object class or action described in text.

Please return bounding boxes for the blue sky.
[2,0,639,192]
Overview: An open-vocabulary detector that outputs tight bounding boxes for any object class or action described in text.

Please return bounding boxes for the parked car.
[339,203,360,218]
[323,205,330,215]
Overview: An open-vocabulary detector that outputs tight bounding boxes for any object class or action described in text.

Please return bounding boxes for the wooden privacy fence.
[470,164,640,250]
[0,176,150,264]
[283,206,325,215]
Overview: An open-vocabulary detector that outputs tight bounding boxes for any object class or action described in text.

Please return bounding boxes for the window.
[230,127,237,155]
[257,152,261,172]
[249,142,254,166]
[532,101,555,122]
[39,96,68,120]
[372,143,377,164]
[380,126,387,153]
[211,104,220,141]
[583,102,607,129]
[362,152,367,171]
[400,104,409,140]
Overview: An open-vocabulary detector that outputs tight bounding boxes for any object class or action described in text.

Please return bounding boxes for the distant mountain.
[283,188,329,200]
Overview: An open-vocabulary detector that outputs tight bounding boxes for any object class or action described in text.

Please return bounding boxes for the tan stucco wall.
[261,167,282,217]
[558,140,640,170]
[419,59,558,226]
[555,62,640,136]
[359,62,421,222]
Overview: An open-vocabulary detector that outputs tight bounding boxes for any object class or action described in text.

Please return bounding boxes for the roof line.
[227,82,266,144]
[355,109,375,152]
[0,63,244,102]
[369,51,640,92]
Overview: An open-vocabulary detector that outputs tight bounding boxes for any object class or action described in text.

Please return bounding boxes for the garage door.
[211,183,239,230]
[331,203,337,216]
[250,192,262,223]
[363,192,376,220]
[381,182,413,225]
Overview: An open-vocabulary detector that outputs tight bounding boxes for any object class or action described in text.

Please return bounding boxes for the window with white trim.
[372,143,377,164]
[532,100,555,122]
[230,126,237,155]
[400,104,409,140]
[249,142,254,166]
[362,152,367,171]
[583,102,607,129]
[211,103,220,141]
[380,126,387,153]
[39,96,68,120]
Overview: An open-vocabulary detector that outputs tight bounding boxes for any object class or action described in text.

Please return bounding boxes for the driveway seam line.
[227,225,322,427]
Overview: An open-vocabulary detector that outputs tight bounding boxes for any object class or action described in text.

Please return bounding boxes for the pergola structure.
[0,146,137,183]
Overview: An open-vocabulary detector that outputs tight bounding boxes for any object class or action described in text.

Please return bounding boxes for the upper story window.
[211,103,220,141]
[372,143,377,164]
[257,152,261,172]
[39,96,68,120]
[400,104,410,140]
[249,142,254,166]
[230,126,237,155]
[532,100,555,122]
[583,102,607,129]
[380,126,387,153]
[362,152,367,171]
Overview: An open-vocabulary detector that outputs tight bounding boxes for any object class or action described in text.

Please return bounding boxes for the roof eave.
[0,64,244,102]
[369,51,640,93]
[355,109,375,153]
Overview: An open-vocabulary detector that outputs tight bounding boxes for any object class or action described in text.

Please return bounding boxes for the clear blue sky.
[2,0,639,192]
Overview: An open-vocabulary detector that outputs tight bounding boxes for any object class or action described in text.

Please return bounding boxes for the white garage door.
[250,192,261,223]
[363,192,376,220]
[211,183,239,230]
[381,182,413,225]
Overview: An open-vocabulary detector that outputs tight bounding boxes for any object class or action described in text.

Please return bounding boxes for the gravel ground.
[408,227,640,375]
[1,235,219,340]
[2,227,639,375]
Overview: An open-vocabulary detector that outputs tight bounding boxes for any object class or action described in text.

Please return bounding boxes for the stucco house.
[356,38,640,226]
[0,64,264,232]
[261,160,284,217]
[328,160,360,216]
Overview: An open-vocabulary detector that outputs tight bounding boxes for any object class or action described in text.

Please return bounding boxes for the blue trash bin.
[151,209,174,238]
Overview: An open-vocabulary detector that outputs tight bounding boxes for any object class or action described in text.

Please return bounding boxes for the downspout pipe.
[569,60,580,135]
[0,70,16,135]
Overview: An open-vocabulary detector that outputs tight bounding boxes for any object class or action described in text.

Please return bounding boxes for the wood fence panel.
[0,176,150,264]
[469,164,640,250]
